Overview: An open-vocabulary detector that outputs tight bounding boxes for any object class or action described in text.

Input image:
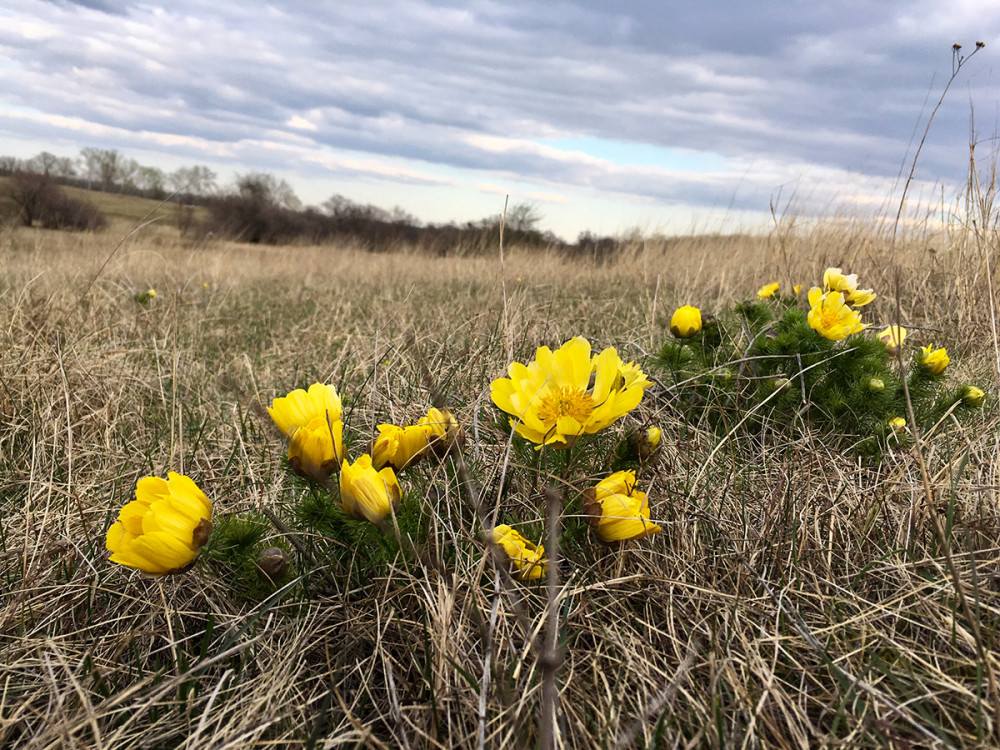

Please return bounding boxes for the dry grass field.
[2,203,999,748]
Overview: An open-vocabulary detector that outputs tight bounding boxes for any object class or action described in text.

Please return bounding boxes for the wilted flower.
[372,407,459,470]
[757,282,780,299]
[583,471,661,542]
[268,383,344,481]
[340,454,402,523]
[256,546,290,583]
[961,385,985,407]
[888,416,907,433]
[823,267,876,306]
[489,524,547,580]
[669,306,702,338]
[878,325,907,355]
[490,337,652,448]
[807,288,867,340]
[920,344,950,375]
[105,472,213,576]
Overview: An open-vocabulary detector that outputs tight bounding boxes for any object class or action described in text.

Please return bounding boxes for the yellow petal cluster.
[340,454,402,523]
[807,288,867,340]
[669,306,702,338]
[372,407,458,470]
[878,325,907,355]
[490,337,652,448]
[489,524,547,580]
[823,267,876,306]
[920,344,950,375]
[106,472,213,575]
[583,471,661,542]
[268,383,344,481]
[757,282,779,299]
[888,416,907,433]
[962,385,985,407]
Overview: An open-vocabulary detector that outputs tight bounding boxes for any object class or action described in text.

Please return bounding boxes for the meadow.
[1,204,999,749]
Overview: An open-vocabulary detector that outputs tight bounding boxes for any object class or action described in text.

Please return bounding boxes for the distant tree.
[52,156,77,179]
[6,170,106,230]
[505,202,543,233]
[7,170,53,226]
[135,166,167,199]
[117,157,141,193]
[26,151,60,176]
[237,172,300,210]
[0,156,22,176]
[168,165,216,197]
[79,147,124,191]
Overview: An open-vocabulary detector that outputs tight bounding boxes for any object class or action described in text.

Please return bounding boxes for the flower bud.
[256,546,290,583]
[772,377,790,392]
[962,385,985,407]
[627,426,662,461]
[888,417,907,434]
[669,305,702,339]
[868,378,885,393]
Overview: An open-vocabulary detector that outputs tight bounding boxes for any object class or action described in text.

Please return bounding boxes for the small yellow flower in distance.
[105,472,213,576]
[147,289,157,298]
[339,454,402,523]
[583,471,661,542]
[490,337,652,448]
[807,288,867,340]
[669,305,702,338]
[268,383,344,481]
[823,267,875,306]
[877,325,907,355]
[920,344,950,375]
[793,284,803,295]
[962,385,985,407]
[489,524,547,580]
[888,416,907,433]
[757,282,780,299]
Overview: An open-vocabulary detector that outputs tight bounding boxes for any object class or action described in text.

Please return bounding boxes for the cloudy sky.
[1,1,998,239]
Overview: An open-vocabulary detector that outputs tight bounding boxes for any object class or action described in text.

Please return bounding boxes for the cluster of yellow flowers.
[486,337,660,580]
[807,268,876,341]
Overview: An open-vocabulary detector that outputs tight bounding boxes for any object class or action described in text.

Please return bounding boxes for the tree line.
[1,147,627,260]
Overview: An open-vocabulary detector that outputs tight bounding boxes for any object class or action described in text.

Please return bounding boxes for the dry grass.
[1,206,999,749]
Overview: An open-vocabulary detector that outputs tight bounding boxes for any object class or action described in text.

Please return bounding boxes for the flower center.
[536,387,594,423]
[819,306,841,329]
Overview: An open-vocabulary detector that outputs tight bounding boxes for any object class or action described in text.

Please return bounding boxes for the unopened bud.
[868,378,885,393]
[888,417,907,434]
[772,378,790,392]
[962,385,985,407]
[256,546,290,583]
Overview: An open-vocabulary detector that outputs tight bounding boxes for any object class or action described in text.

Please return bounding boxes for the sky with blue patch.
[0,0,997,239]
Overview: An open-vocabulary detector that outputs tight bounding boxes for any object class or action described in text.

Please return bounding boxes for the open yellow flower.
[822,267,876,306]
[888,416,907,433]
[583,470,661,542]
[878,325,907,355]
[340,454,402,523]
[490,337,652,448]
[106,472,213,575]
[268,383,344,481]
[807,288,867,340]
[757,282,779,299]
[920,344,949,375]
[489,524,547,580]
[373,407,459,470]
[669,305,702,338]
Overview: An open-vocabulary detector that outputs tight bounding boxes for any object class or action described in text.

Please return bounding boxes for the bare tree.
[237,172,300,210]
[135,166,167,199]
[26,151,60,176]
[79,147,124,191]
[168,165,217,197]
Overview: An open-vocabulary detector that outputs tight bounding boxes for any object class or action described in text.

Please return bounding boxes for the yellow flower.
[490,337,652,448]
[106,472,213,576]
[807,287,867,340]
[645,426,662,451]
[877,325,907,355]
[757,282,780,299]
[920,344,950,375]
[822,267,875,306]
[147,288,157,298]
[372,407,459,470]
[962,385,985,407]
[669,305,702,338]
[268,383,344,481]
[888,417,907,433]
[339,454,402,523]
[489,524,547,580]
[583,471,661,542]
[793,284,803,295]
